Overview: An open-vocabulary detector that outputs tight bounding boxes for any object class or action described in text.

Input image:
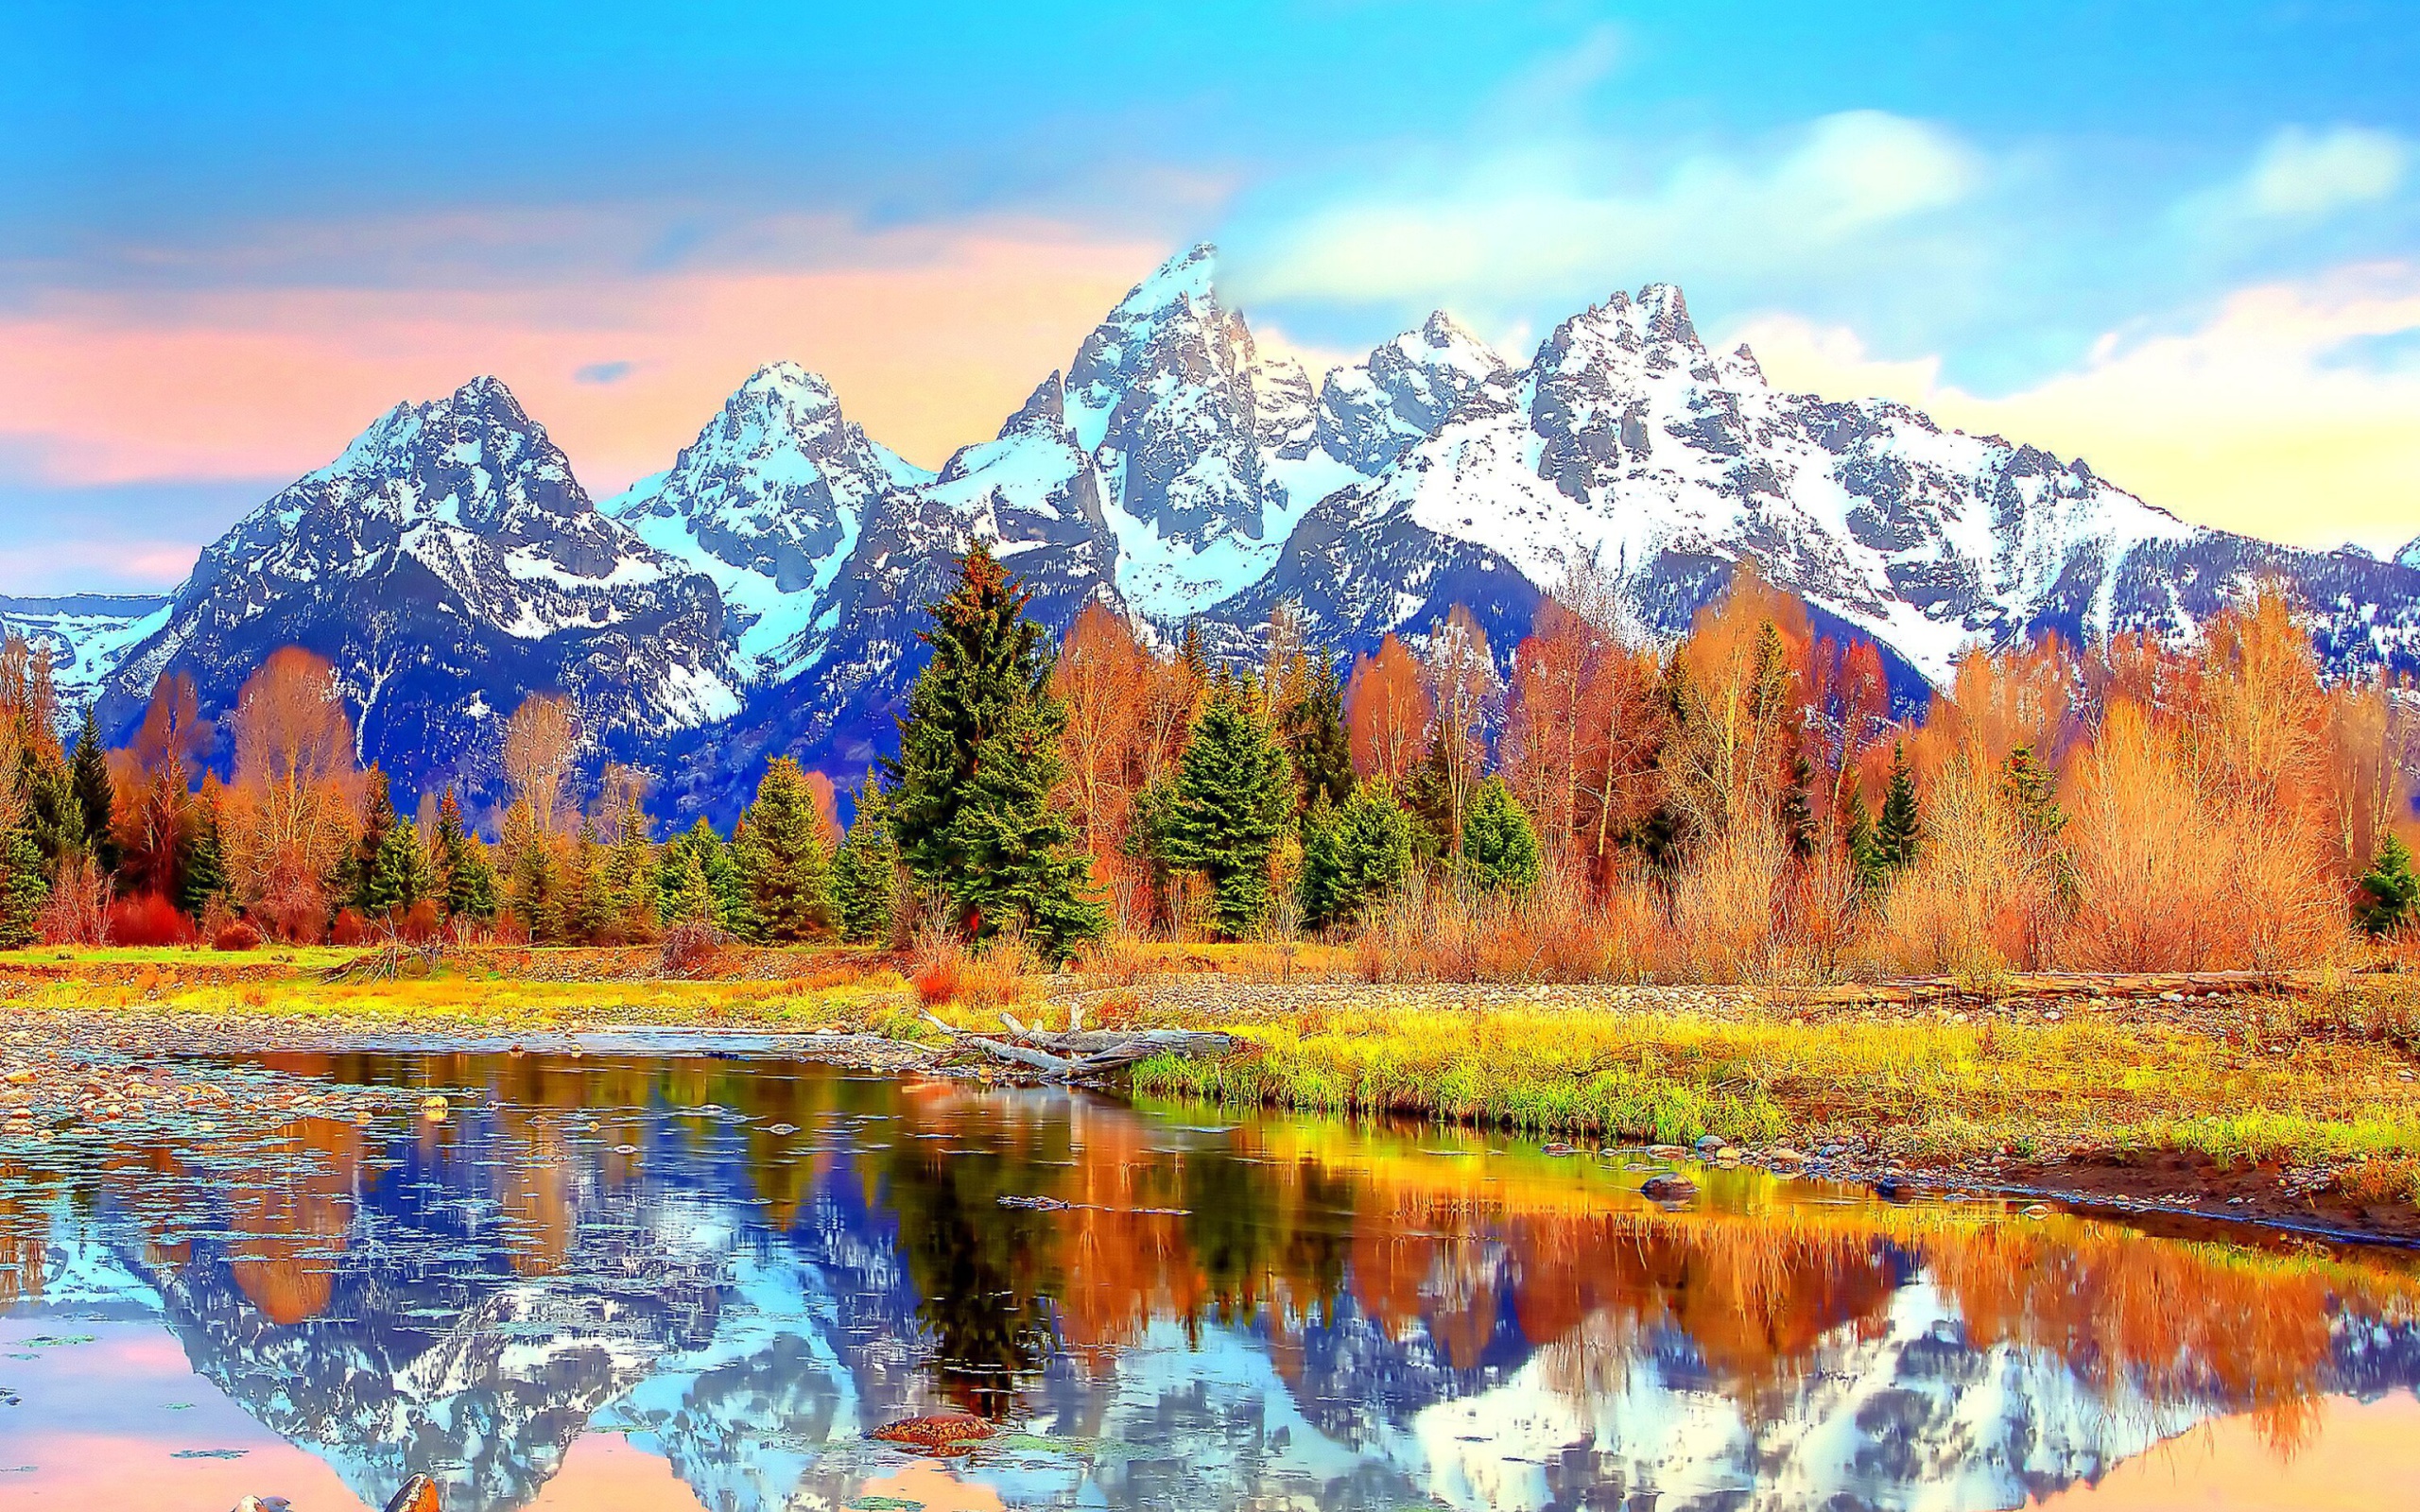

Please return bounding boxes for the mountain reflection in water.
[1,1048,2417,1512]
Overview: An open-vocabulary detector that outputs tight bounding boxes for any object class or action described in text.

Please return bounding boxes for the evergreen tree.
[361,818,431,919]
[601,795,661,937]
[346,770,398,914]
[2359,832,2420,936]
[499,799,561,941]
[69,707,118,876]
[1157,677,1293,939]
[1873,741,1921,874]
[562,818,614,943]
[1458,778,1542,895]
[1282,656,1355,814]
[1842,787,1887,893]
[2001,745,2065,840]
[700,818,757,940]
[735,757,836,942]
[1297,779,1415,932]
[433,790,496,922]
[1403,728,1458,864]
[831,770,899,945]
[177,787,228,919]
[657,841,716,926]
[16,743,81,868]
[887,546,1104,955]
[1779,736,1817,860]
[0,823,45,949]
[948,693,1107,955]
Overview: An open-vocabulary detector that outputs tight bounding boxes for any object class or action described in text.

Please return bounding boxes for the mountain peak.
[1634,283,1701,350]
[736,360,841,411]
[1115,242,1219,318]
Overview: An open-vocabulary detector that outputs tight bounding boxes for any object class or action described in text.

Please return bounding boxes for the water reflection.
[3,1048,2418,1511]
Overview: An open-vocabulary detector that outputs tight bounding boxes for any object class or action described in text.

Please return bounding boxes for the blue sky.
[5,1,2417,590]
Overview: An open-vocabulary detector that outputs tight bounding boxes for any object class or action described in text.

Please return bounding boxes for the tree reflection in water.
[1,1048,2416,1512]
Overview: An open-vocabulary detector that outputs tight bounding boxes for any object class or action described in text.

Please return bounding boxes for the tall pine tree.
[2359,832,2420,937]
[1157,676,1293,939]
[433,790,497,923]
[1282,656,1354,814]
[1458,778,1542,895]
[1297,779,1415,933]
[887,546,1104,956]
[735,757,836,942]
[178,785,228,919]
[1873,741,1921,875]
[831,769,899,945]
[69,707,118,877]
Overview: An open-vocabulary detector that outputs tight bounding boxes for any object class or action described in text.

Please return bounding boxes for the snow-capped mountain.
[0,592,172,720]
[54,244,2420,808]
[88,376,738,796]
[604,361,933,682]
[1231,282,2420,690]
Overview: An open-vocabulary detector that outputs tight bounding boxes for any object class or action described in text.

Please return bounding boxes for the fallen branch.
[920,1013,1230,1081]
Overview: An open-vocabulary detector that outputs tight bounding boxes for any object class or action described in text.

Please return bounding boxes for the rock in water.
[871,1413,1000,1455]
[1640,1175,1699,1201]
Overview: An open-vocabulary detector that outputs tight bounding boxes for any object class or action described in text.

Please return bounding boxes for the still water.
[3,1043,2418,1512]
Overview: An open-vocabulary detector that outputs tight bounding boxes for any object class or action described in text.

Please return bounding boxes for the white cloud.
[2243,126,2408,219]
[1735,262,2420,551]
[1235,111,1979,308]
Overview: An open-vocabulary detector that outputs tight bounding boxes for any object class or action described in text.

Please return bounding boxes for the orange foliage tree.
[1346,633,1430,783]
[222,648,363,939]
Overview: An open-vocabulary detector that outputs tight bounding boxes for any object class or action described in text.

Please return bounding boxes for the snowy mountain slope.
[1232,283,2420,691]
[0,592,173,722]
[604,361,933,682]
[90,376,738,797]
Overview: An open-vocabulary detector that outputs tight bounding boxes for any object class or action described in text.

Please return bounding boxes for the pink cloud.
[0,219,1169,499]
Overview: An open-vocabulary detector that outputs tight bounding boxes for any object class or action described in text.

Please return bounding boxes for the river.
[2,1044,2416,1510]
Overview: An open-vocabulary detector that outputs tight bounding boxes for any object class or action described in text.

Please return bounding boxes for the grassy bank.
[1130,990,2420,1165]
[10,941,2420,1218]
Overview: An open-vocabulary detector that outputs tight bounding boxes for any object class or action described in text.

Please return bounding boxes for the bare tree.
[502,693,580,835]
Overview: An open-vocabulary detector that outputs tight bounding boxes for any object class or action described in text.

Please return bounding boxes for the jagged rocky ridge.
[60,246,2420,810]
[83,377,739,797]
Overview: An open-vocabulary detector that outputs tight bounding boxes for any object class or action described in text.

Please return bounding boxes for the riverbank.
[7,942,2419,1242]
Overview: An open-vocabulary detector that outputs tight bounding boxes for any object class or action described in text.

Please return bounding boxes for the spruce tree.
[1404,729,1458,864]
[1873,741,1921,874]
[362,819,431,919]
[887,546,1104,956]
[831,770,899,945]
[1842,787,1887,893]
[347,770,398,915]
[657,840,716,926]
[1458,778,1542,895]
[705,818,758,940]
[433,791,496,922]
[16,744,81,868]
[2001,745,2065,841]
[562,818,614,944]
[0,823,45,949]
[1779,737,1817,860]
[1157,677,1293,939]
[2359,832,2420,936]
[735,757,836,943]
[178,788,228,919]
[1283,656,1354,814]
[69,708,118,877]
[1297,779,1415,933]
[948,693,1107,955]
[602,795,661,937]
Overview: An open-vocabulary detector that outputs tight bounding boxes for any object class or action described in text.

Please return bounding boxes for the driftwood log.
[920,1011,1232,1082]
